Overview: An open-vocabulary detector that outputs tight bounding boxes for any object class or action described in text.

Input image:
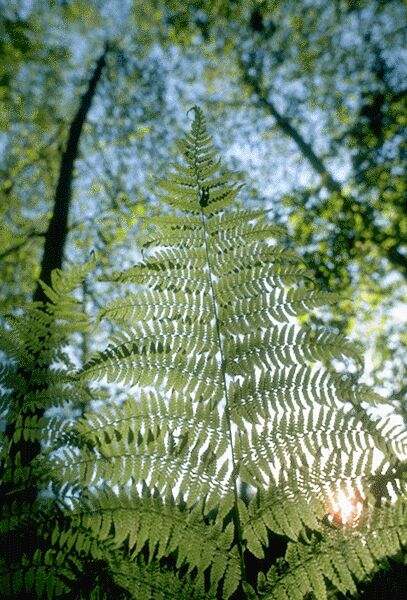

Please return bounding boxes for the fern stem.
[199,207,247,587]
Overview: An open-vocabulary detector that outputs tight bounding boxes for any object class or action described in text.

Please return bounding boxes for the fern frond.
[226,325,362,375]
[68,488,240,597]
[0,260,98,598]
[111,559,207,599]
[0,548,75,599]
[259,499,406,599]
[98,289,212,323]
[58,107,407,599]
[242,489,325,557]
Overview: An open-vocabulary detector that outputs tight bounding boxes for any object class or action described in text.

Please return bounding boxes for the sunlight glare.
[328,489,363,526]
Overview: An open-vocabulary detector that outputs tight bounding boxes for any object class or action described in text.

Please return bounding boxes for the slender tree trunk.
[33,42,110,301]
[239,60,407,277]
[0,43,110,506]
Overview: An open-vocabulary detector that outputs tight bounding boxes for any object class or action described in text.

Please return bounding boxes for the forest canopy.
[0,1,406,598]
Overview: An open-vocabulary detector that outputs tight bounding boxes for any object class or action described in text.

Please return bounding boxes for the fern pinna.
[49,108,406,599]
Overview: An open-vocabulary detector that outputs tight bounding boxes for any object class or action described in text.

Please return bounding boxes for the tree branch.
[0,231,45,261]
[239,59,342,194]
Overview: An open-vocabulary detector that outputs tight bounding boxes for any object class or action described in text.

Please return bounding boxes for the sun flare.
[328,489,364,526]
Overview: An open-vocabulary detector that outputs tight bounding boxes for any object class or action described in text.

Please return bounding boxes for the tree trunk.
[33,42,110,301]
[0,42,110,506]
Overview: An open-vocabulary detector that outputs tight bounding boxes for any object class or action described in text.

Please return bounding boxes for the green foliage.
[45,108,406,598]
[259,499,407,600]
[0,260,95,597]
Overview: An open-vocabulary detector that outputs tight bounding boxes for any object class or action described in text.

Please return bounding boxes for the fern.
[49,107,406,598]
[49,106,407,598]
[5,108,405,598]
[0,260,103,598]
[258,499,407,599]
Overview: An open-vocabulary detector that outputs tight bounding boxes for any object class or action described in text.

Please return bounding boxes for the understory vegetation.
[0,108,405,599]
